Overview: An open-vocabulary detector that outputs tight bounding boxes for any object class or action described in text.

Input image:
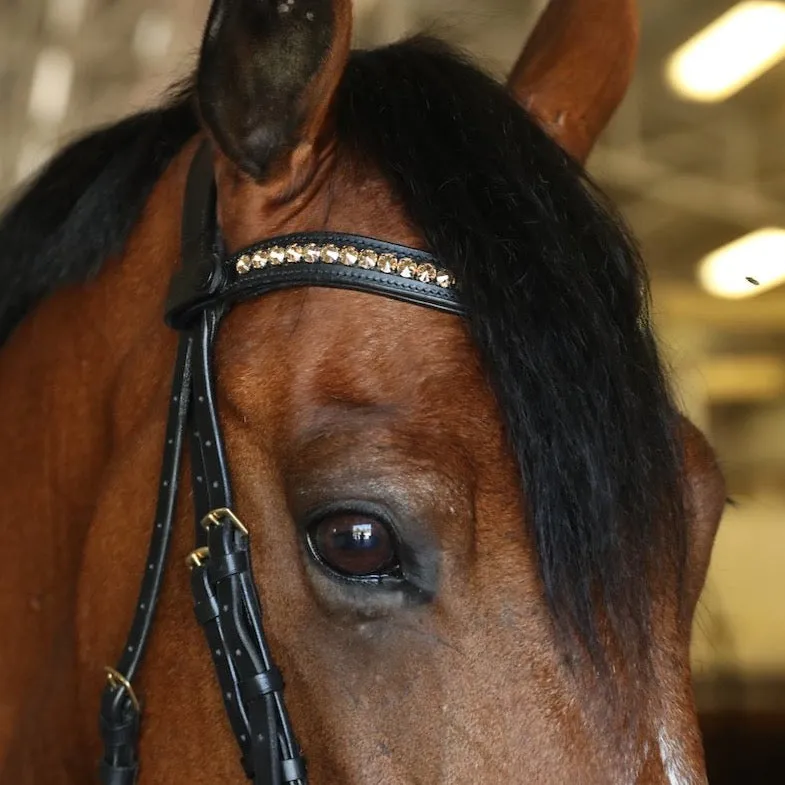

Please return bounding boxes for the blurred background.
[1,0,783,780]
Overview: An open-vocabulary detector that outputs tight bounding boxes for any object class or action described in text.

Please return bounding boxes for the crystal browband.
[232,241,456,290]
[166,230,463,330]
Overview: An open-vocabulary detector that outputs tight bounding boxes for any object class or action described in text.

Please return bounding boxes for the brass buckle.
[104,666,140,713]
[200,507,249,536]
[186,546,210,569]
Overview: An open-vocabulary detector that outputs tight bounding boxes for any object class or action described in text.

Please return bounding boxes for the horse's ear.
[507,0,639,163]
[197,0,351,193]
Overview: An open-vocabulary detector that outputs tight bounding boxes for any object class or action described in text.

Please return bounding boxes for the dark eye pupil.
[310,514,396,576]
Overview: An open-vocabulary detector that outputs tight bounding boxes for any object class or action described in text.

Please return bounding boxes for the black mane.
[0,37,685,660]
[0,88,198,343]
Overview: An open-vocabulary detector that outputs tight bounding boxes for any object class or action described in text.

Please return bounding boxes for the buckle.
[186,546,211,569]
[200,507,249,536]
[104,666,140,713]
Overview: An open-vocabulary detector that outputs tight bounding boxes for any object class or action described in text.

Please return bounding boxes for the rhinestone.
[303,243,320,263]
[435,271,453,288]
[377,254,399,274]
[416,263,438,283]
[285,244,304,263]
[236,255,251,274]
[321,244,340,263]
[251,251,268,269]
[340,246,359,266]
[268,246,286,265]
[357,250,378,269]
[398,258,417,278]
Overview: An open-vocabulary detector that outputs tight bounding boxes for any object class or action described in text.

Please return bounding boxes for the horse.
[0,0,727,782]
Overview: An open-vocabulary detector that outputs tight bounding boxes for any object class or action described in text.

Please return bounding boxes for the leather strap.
[100,139,464,784]
[186,310,305,785]
[99,336,193,784]
[171,141,225,311]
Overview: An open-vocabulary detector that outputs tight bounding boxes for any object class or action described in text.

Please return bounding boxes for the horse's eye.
[307,513,398,577]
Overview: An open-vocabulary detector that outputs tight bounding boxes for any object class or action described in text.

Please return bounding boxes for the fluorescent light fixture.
[698,227,785,298]
[28,48,74,125]
[666,1,785,102]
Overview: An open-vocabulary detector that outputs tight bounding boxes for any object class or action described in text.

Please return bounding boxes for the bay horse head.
[0,1,727,783]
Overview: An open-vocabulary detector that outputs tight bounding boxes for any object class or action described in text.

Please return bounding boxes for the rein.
[97,142,464,785]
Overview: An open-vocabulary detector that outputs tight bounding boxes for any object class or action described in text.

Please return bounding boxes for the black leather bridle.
[97,141,464,785]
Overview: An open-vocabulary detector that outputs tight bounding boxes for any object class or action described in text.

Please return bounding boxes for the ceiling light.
[666,1,785,102]
[28,47,74,126]
[698,228,785,299]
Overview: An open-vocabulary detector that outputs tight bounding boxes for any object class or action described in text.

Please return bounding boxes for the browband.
[165,146,463,329]
[99,141,465,785]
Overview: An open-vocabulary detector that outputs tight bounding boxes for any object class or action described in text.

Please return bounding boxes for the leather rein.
[97,141,464,785]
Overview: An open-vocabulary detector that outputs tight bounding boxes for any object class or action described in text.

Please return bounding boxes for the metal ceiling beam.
[590,145,785,231]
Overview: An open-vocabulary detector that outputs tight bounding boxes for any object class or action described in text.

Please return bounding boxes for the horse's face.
[213,164,565,780]
[217,288,543,780]
[185,0,726,781]
[209,161,725,785]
